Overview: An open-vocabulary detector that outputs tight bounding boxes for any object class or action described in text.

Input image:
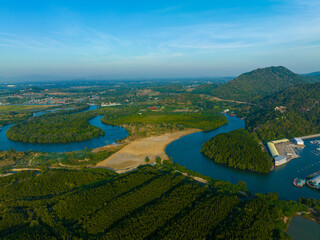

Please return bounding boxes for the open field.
[0,160,15,168]
[0,105,55,126]
[0,105,53,111]
[96,129,200,170]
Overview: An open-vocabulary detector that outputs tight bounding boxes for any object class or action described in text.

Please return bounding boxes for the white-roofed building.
[274,155,287,166]
[294,138,304,146]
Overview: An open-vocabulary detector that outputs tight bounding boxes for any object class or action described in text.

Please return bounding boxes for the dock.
[306,170,320,180]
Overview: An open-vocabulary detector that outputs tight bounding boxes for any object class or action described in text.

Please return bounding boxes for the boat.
[293,178,306,187]
[306,180,320,190]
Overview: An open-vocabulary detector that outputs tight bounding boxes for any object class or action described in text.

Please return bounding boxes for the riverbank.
[96,129,201,170]
[287,216,320,239]
[165,114,320,200]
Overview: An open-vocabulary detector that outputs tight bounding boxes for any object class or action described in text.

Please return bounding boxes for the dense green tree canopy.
[201,129,273,173]
[246,82,320,141]
[0,166,305,239]
[6,111,104,143]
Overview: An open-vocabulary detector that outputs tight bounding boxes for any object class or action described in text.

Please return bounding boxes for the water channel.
[0,105,128,152]
[166,115,320,201]
[1,105,320,200]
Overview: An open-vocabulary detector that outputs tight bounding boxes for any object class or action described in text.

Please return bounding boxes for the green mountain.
[212,66,303,102]
[246,82,320,141]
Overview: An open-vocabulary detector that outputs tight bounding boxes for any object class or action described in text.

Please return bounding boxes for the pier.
[306,169,320,180]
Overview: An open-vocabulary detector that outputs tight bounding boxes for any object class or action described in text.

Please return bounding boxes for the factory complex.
[267,138,303,166]
[267,136,320,191]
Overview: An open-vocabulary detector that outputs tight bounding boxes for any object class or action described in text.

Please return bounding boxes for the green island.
[201,129,273,173]
[6,110,104,143]
[0,165,311,240]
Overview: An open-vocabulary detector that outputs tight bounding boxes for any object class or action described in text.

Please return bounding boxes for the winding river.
[166,115,320,201]
[0,105,128,152]
[1,105,320,200]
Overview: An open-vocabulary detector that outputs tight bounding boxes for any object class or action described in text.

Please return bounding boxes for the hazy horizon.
[1,1,320,79]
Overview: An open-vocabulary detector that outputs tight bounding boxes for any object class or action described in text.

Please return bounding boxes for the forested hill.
[246,82,320,141]
[301,71,320,83]
[211,66,303,102]
[305,71,320,76]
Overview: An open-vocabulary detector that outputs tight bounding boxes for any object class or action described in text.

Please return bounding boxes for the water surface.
[287,216,320,240]
[0,106,128,152]
[166,115,320,200]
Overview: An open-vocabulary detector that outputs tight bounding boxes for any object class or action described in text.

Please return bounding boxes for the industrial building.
[267,142,279,157]
[267,139,290,167]
[293,138,304,146]
[274,155,287,166]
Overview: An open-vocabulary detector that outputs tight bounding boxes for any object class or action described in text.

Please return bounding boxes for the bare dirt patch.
[96,129,200,170]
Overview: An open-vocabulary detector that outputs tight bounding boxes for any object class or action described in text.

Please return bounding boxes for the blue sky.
[0,0,320,79]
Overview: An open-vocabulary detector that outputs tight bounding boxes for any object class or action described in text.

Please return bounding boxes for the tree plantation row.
[0,166,314,240]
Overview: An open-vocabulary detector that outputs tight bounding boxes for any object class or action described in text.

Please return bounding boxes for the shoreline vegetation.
[6,111,104,143]
[0,104,54,126]
[201,129,273,173]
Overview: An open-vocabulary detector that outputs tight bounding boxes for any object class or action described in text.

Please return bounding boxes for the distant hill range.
[212,66,319,102]
[304,71,320,76]
[301,71,320,83]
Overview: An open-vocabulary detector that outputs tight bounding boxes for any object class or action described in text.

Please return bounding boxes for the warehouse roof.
[267,142,279,157]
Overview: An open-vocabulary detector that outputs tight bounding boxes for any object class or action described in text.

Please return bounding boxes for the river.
[0,105,128,152]
[2,106,320,200]
[166,115,320,201]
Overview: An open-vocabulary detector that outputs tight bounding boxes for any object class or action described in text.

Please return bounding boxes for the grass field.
[0,105,53,112]
[0,105,55,126]
[103,111,227,133]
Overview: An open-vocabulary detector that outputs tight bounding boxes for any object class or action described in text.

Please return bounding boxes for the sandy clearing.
[91,142,127,153]
[11,168,42,172]
[96,129,200,170]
